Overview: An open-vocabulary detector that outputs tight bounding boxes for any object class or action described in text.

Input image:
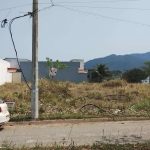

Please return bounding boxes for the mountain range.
[85,52,150,72]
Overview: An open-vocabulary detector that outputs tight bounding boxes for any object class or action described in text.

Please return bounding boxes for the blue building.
[5,58,88,83]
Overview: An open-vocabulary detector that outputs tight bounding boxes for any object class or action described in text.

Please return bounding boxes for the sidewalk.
[5,117,150,126]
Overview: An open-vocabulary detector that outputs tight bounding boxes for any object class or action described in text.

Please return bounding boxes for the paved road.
[0,120,150,147]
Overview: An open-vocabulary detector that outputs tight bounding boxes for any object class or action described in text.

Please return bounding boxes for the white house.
[0,58,28,85]
[141,76,150,84]
[0,59,12,85]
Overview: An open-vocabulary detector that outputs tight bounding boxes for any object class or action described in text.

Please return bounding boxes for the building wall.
[70,59,84,70]
[0,59,12,85]
[20,61,87,83]
[5,58,31,69]
[12,72,21,83]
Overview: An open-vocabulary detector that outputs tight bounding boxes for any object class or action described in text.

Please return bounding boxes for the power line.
[0,4,32,12]
[0,0,142,12]
[1,19,7,28]
[8,13,45,104]
[0,5,53,23]
[57,5,150,27]
[1,3,150,106]
[59,5,150,11]
[1,6,53,105]
[5,9,11,18]
[50,0,54,6]
[1,2,150,64]
[1,3,150,26]
[8,13,33,90]
[0,3,53,12]
[54,0,141,4]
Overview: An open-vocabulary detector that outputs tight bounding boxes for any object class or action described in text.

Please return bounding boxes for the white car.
[0,99,10,127]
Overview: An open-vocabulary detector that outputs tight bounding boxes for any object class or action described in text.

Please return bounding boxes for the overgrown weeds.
[1,79,150,120]
[102,79,127,87]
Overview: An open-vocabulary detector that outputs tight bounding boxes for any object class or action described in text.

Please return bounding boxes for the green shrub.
[135,99,150,112]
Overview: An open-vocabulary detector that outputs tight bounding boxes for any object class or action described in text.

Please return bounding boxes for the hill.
[85,52,150,72]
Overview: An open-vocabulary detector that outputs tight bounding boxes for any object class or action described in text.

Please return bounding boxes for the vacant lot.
[0,79,150,120]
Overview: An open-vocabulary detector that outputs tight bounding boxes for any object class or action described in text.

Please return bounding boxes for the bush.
[121,68,147,83]
[102,79,127,87]
[135,99,150,112]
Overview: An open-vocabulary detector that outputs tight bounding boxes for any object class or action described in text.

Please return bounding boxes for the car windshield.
[0,99,4,104]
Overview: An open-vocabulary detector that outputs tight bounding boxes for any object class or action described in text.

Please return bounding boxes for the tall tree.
[121,68,147,83]
[111,70,122,79]
[45,57,68,80]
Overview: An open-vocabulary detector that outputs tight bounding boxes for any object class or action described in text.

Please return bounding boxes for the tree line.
[88,62,150,83]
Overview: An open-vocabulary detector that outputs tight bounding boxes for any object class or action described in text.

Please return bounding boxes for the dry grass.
[1,141,150,150]
[1,78,150,120]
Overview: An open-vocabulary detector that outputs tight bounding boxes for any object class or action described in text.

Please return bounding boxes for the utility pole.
[31,0,38,119]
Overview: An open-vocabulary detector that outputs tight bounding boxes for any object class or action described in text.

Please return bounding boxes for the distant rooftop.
[70,59,84,62]
[4,58,31,61]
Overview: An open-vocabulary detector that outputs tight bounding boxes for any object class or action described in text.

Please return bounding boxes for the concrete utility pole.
[31,0,38,119]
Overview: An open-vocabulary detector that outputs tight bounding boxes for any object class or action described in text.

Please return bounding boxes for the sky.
[0,0,150,62]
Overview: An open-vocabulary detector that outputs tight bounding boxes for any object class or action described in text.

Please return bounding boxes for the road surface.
[0,120,150,147]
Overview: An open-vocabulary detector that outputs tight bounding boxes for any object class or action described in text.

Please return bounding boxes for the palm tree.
[93,63,111,82]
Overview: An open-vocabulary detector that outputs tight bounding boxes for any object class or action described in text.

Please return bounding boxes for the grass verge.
[1,141,150,150]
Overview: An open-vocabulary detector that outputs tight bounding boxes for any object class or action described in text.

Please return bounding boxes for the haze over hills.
[85,52,150,72]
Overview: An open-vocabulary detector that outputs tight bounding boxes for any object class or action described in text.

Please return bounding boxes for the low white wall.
[6,72,12,83]
[0,59,12,85]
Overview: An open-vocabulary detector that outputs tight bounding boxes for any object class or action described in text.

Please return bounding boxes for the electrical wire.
[1,3,150,86]
[1,3,150,83]
[0,9,11,25]
[53,0,141,4]
[1,4,150,14]
[80,103,115,116]
[1,3,150,109]
[0,0,143,12]
[8,13,32,90]
[57,5,150,27]
[5,9,11,18]
[50,0,54,6]
[1,2,150,122]
[0,4,32,12]
[0,5,54,23]
[59,5,150,11]
[1,19,7,28]
[0,18,10,23]
[0,3,55,12]
[2,3,147,28]
[6,7,54,104]
[9,17,45,104]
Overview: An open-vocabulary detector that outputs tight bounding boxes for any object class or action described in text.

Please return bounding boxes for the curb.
[4,117,150,126]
